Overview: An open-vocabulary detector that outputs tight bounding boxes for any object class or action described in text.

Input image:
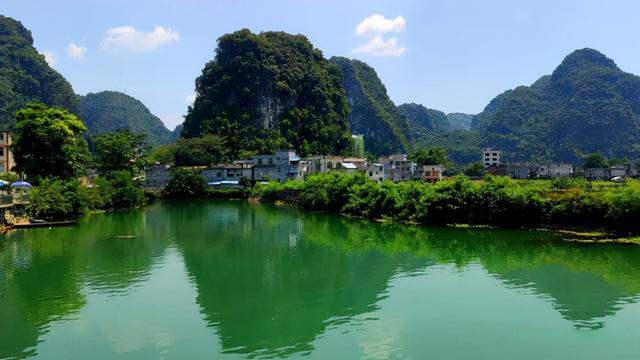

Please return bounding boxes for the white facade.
[252,150,306,182]
[379,155,415,182]
[482,148,501,169]
[367,163,384,182]
[538,163,573,178]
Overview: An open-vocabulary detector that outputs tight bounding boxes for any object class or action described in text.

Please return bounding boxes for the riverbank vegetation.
[11,103,147,220]
[251,172,640,233]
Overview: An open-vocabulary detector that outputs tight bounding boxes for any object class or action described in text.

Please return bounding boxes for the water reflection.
[168,201,427,357]
[1,200,640,359]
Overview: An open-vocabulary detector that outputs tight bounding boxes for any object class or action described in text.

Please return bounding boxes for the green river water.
[1,200,640,359]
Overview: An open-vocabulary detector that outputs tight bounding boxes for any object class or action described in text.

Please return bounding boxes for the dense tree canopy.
[331,57,411,155]
[93,130,150,178]
[583,153,608,168]
[12,102,90,182]
[413,147,450,166]
[182,29,351,156]
[79,91,173,145]
[0,15,78,128]
[174,134,229,166]
[474,48,640,163]
[397,103,450,134]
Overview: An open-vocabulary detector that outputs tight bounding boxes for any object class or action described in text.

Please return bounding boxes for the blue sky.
[4,0,640,129]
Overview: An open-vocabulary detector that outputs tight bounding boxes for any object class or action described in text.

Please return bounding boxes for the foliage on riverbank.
[162,168,245,199]
[27,172,145,220]
[251,172,640,232]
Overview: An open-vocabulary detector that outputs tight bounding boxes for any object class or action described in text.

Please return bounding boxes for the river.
[1,200,640,359]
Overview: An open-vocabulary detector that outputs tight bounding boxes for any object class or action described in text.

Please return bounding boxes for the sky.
[4,0,640,130]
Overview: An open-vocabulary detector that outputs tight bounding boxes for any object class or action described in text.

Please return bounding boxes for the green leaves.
[12,102,90,183]
[93,129,150,178]
[182,29,351,157]
[0,16,77,128]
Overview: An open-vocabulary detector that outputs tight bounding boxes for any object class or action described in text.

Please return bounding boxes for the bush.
[109,171,145,209]
[163,168,208,198]
[27,179,88,220]
[250,172,640,232]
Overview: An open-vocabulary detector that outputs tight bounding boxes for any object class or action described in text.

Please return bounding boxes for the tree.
[181,29,351,156]
[163,168,208,198]
[583,152,607,168]
[414,147,450,166]
[12,102,91,182]
[464,162,485,177]
[148,144,177,165]
[174,134,229,166]
[93,130,150,178]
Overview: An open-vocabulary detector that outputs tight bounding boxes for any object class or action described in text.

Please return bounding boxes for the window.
[327,162,333,169]
[0,148,4,157]
[369,171,372,176]
[258,159,263,165]
[216,171,222,177]
[0,133,4,142]
[268,159,273,165]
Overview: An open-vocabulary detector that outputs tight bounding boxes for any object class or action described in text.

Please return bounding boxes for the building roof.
[341,162,357,169]
[208,180,240,186]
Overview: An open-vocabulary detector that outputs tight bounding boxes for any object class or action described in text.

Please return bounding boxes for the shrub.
[163,168,208,199]
[27,179,88,220]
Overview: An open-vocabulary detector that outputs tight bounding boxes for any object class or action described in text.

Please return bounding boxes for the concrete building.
[0,131,14,174]
[252,150,306,182]
[609,165,627,178]
[421,165,443,183]
[203,161,253,184]
[482,148,501,169]
[144,163,171,189]
[584,167,609,181]
[379,155,415,182]
[506,163,531,179]
[537,163,573,178]
[367,163,384,182]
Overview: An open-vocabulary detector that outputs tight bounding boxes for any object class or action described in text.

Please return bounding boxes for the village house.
[0,131,14,174]
[203,161,254,186]
[482,148,501,169]
[537,163,573,178]
[609,165,627,178]
[367,163,384,182]
[252,149,306,182]
[505,163,531,179]
[379,155,415,182]
[144,163,171,189]
[421,165,443,183]
[584,167,610,181]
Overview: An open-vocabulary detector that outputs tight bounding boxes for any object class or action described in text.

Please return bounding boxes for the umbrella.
[0,180,9,187]
[11,180,32,188]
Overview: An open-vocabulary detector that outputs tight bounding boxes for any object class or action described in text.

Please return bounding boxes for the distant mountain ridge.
[330,57,412,155]
[0,15,77,129]
[474,48,640,162]
[79,91,173,145]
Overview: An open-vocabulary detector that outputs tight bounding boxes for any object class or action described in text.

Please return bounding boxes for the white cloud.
[185,93,196,106]
[99,25,179,53]
[67,43,87,59]
[355,14,406,36]
[41,50,56,66]
[351,36,407,57]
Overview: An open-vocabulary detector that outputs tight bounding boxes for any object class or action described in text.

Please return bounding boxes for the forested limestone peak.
[182,29,351,156]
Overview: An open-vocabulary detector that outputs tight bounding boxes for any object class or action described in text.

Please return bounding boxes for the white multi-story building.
[482,148,501,169]
[366,163,384,182]
[537,163,573,178]
[379,155,415,182]
[252,150,306,182]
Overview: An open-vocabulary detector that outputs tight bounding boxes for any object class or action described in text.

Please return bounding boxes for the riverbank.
[249,172,640,240]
